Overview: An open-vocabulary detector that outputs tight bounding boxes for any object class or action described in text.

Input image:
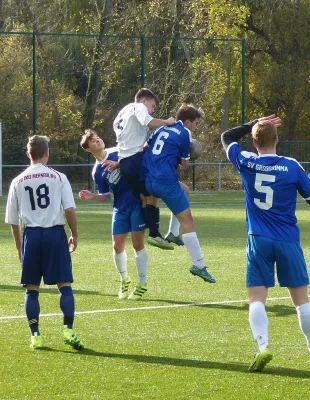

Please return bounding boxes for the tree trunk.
[220,45,231,133]
[0,0,4,29]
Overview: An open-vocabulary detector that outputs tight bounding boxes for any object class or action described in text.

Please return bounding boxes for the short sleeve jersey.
[113,102,153,160]
[142,121,191,184]
[227,142,310,243]
[92,147,140,211]
[5,163,75,228]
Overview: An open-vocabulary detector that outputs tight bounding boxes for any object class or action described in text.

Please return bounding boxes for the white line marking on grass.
[0,296,291,321]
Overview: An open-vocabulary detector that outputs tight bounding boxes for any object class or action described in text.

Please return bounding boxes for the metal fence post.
[141,36,145,86]
[218,163,222,191]
[32,31,37,134]
[0,123,2,196]
[192,162,196,191]
[241,38,246,124]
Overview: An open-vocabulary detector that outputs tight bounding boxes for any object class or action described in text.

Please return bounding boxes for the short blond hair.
[252,121,277,148]
[27,135,50,160]
[80,129,97,150]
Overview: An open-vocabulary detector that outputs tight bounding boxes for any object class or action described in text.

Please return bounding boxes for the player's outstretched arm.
[65,207,78,253]
[148,117,175,129]
[79,189,111,203]
[10,224,22,261]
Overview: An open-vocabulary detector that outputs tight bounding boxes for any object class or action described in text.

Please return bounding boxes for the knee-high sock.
[25,290,40,335]
[296,302,310,349]
[168,213,180,236]
[145,205,160,238]
[59,286,75,329]
[249,301,268,351]
[182,232,204,268]
[135,248,148,284]
[113,250,128,280]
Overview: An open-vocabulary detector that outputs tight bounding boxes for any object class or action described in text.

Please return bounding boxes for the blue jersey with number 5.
[142,121,191,184]
[227,142,310,243]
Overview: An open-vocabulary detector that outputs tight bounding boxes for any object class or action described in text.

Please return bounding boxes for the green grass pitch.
[1,192,310,399]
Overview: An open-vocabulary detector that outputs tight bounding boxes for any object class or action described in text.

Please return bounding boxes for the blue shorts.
[246,234,309,288]
[112,203,146,235]
[145,181,190,215]
[120,152,149,198]
[21,226,73,286]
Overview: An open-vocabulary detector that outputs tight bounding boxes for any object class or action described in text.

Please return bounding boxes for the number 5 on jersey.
[254,173,276,210]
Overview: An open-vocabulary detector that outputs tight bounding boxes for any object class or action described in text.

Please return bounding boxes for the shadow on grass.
[132,299,296,317]
[39,347,310,378]
[0,285,104,296]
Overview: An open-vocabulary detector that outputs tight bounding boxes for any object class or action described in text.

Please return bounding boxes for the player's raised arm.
[221,120,258,150]
[221,115,282,150]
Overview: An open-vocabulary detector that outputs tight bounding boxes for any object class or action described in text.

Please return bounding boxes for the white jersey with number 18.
[5,163,75,228]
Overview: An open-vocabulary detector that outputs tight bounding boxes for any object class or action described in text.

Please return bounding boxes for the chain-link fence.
[3,161,310,196]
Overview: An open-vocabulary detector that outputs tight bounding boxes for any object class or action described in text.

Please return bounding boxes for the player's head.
[252,121,278,150]
[176,104,202,132]
[27,135,50,161]
[80,129,105,154]
[135,88,159,115]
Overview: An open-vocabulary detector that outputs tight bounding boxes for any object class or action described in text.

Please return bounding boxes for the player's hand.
[17,248,21,262]
[79,190,93,201]
[166,117,176,125]
[258,114,282,128]
[102,160,119,171]
[68,236,78,253]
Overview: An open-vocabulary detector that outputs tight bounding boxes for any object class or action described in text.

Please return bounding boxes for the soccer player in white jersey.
[113,88,176,250]
[222,115,310,372]
[5,135,84,350]
[79,129,149,300]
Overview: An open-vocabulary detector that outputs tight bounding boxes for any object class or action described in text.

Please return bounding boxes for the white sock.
[249,301,269,352]
[182,232,204,268]
[169,213,180,236]
[113,250,128,280]
[135,248,148,284]
[296,302,310,349]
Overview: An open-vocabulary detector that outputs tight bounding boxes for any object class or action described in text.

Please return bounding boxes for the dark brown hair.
[176,104,202,122]
[135,88,159,106]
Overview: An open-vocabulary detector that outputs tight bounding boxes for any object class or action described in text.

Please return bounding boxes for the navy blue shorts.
[112,203,146,234]
[246,234,309,288]
[145,181,190,215]
[21,226,73,286]
[119,152,149,198]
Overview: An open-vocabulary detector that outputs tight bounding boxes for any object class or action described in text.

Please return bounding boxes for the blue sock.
[146,205,160,238]
[59,286,75,329]
[24,290,40,336]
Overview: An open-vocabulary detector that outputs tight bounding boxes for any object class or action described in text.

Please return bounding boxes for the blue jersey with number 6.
[142,121,191,184]
[227,142,310,243]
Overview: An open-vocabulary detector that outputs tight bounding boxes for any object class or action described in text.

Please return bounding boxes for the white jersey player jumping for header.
[5,135,84,350]
[112,88,179,250]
